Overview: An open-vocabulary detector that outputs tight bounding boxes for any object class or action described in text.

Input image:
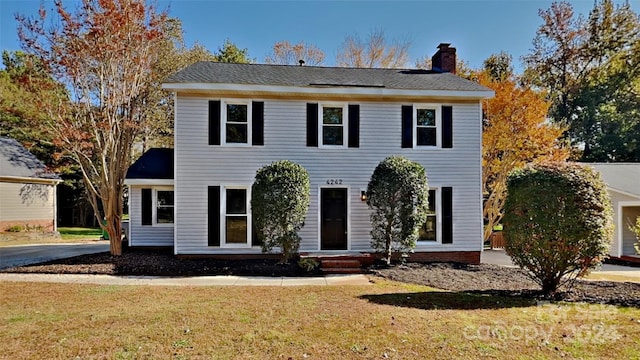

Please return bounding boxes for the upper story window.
[320,104,347,147]
[401,105,452,149]
[415,105,441,147]
[307,103,359,148]
[209,100,264,146]
[224,102,251,145]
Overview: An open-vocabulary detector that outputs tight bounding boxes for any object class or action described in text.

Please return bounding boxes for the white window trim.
[152,186,174,227]
[316,185,351,251]
[414,104,441,148]
[318,103,348,148]
[222,99,252,146]
[220,185,252,248]
[418,187,441,244]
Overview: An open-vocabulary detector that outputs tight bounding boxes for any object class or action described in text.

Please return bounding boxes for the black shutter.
[401,105,413,148]
[209,100,221,145]
[442,105,453,148]
[307,103,318,147]
[141,188,152,225]
[348,104,360,148]
[252,101,264,146]
[442,187,453,244]
[208,186,220,246]
[252,222,261,247]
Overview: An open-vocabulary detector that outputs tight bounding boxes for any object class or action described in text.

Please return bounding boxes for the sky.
[0,0,637,73]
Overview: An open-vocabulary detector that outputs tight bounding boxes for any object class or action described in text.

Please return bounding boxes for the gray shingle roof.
[589,163,640,197]
[164,62,491,92]
[0,137,60,180]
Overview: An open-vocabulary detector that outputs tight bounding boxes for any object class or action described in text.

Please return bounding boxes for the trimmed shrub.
[251,160,310,264]
[367,155,429,264]
[503,162,613,295]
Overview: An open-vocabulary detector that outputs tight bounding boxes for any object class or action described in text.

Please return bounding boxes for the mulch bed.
[3,249,639,307]
[371,262,640,307]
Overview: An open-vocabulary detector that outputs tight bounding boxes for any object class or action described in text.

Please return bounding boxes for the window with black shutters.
[307,103,360,148]
[209,100,264,146]
[401,105,453,149]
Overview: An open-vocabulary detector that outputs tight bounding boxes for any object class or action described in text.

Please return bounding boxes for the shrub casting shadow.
[360,291,536,310]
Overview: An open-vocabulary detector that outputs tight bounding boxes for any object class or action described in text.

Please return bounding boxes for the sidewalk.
[0,273,372,286]
[482,249,640,283]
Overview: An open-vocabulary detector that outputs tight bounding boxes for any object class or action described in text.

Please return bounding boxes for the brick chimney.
[431,43,456,74]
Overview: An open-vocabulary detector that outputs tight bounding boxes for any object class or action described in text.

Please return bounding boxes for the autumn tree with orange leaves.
[17,0,171,255]
[480,54,569,243]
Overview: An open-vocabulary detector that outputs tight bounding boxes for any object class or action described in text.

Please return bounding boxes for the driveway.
[0,241,109,270]
[482,249,640,283]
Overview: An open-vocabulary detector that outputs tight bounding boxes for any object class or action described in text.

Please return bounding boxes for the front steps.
[300,253,374,274]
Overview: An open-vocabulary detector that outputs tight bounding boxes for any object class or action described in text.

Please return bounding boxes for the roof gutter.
[0,175,62,185]
[162,83,495,100]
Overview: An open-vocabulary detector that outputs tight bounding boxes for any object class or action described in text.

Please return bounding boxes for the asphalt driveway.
[0,241,109,270]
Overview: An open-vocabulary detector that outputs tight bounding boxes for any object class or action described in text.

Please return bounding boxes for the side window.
[141,188,173,226]
[156,190,174,224]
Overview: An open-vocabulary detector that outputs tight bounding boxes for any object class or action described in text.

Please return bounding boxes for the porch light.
[361,190,367,202]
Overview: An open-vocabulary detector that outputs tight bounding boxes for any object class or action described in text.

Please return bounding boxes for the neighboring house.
[125,43,494,264]
[590,163,640,258]
[0,137,61,232]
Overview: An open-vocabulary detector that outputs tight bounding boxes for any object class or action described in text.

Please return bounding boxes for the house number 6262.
[326,179,343,185]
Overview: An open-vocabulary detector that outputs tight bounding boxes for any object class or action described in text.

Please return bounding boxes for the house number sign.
[326,179,343,185]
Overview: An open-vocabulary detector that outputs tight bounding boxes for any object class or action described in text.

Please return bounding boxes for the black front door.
[321,188,348,250]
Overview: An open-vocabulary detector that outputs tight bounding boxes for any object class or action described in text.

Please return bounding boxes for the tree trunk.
[106,211,122,256]
[541,277,560,296]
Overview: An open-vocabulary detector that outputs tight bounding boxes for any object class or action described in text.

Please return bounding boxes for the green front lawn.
[1,279,638,359]
[58,227,102,241]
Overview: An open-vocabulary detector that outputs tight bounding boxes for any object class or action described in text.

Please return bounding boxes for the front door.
[321,188,348,250]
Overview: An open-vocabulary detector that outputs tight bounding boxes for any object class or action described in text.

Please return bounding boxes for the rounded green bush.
[251,160,310,264]
[503,162,613,295]
[367,155,429,264]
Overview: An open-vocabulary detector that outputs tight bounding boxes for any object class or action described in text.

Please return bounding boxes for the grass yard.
[1,279,638,359]
[58,227,102,241]
[0,227,102,247]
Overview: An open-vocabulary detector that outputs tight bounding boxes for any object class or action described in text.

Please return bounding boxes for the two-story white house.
[125,43,494,264]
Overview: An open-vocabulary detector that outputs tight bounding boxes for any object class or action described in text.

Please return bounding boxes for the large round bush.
[503,162,613,295]
[367,155,428,264]
[251,160,310,263]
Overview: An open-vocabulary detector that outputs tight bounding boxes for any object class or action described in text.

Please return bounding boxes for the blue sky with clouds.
[1,0,636,73]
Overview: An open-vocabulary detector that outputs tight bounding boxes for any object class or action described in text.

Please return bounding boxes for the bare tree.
[265,40,325,66]
[336,29,411,68]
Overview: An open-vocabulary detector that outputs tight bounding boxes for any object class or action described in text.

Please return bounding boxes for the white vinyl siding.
[0,181,55,227]
[174,97,482,254]
[129,186,174,247]
[608,189,640,257]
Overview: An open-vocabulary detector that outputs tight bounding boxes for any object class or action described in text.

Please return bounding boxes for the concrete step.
[321,267,363,274]
[321,259,361,269]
